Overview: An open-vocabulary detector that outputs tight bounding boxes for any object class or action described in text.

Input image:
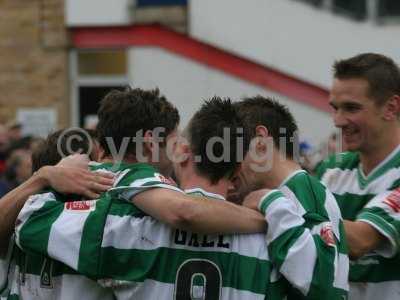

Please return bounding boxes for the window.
[78,50,127,76]
[378,0,400,18]
[333,0,367,20]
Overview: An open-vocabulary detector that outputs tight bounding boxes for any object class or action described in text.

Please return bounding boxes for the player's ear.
[254,125,270,154]
[170,135,191,165]
[382,95,400,121]
[143,130,157,158]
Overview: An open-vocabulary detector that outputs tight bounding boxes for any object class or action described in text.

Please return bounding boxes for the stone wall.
[0,0,69,128]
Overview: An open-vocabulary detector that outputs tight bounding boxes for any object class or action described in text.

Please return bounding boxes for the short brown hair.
[236,96,298,159]
[186,97,245,184]
[333,53,400,105]
[97,87,179,157]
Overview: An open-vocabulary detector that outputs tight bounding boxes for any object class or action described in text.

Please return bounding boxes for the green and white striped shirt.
[8,162,181,300]
[259,170,349,300]
[3,196,115,300]
[316,146,400,300]
[14,164,348,299]
[15,163,270,299]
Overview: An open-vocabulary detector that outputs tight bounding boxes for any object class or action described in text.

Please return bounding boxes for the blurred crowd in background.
[0,123,43,197]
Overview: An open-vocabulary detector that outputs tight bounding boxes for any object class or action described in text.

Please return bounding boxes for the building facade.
[4,0,396,143]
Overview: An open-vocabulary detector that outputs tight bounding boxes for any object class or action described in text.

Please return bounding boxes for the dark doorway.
[79,86,125,127]
[333,0,367,20]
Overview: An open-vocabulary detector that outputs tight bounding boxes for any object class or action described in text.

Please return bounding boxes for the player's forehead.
[332,77,369,94]
[330,78,373,106]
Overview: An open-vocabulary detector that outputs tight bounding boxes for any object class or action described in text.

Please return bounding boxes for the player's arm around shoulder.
[343,220,384,259]
[0,169,49,256]
[0,166,63,255]
[131,188,266,234]
[112,164,266,234]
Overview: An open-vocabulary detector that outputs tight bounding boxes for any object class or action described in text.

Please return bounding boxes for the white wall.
[190,0,400,88]
[129,47,332,144]
[66,0,132,26]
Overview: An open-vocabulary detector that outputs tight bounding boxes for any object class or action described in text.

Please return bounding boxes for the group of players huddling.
[1,53,400,300]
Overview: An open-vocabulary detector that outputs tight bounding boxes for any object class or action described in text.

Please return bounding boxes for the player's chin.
[342,134,362,151]
[343,141,361,152]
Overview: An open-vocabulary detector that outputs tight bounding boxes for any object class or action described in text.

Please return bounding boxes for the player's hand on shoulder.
[38,165,114,199]
[242,189,271,211]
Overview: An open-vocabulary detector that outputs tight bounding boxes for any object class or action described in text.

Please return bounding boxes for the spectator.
[0,149,32,197]
[6,121,22,143]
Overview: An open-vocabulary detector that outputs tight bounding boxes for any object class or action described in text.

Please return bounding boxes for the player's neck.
[178,169,229,199]
[360,126,400,176]
[262,158,302,189]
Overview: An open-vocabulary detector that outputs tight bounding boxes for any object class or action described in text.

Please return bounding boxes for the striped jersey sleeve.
[105,163,182,201]
[15,192,107,279]
[258,189,349,299]
[15,163,181,279]
[356,188,400,258]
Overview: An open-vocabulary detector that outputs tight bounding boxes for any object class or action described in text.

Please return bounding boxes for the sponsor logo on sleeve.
[65,200,96,212]
[383,189,400,213]
[320,223,336,247]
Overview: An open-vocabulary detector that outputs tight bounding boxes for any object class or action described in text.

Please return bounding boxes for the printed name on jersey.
[65,200,96,212]
[174,229,230,249]
[383,188,400,213]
